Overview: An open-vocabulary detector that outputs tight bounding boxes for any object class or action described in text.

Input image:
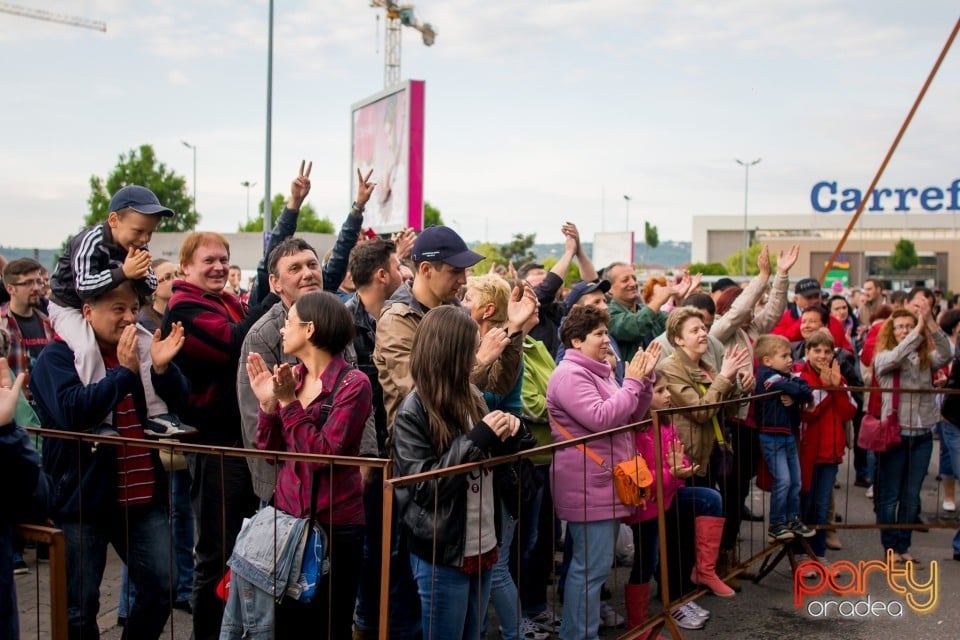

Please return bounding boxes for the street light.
[735,158,761,276]
[182,140,197,222]
[241,180,257,221]
[623,194,632,231]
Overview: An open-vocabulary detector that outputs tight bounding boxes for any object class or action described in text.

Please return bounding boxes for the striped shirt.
[103,352,155,506]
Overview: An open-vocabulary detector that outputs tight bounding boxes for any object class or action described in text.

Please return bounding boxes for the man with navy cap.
[374,225,536,428]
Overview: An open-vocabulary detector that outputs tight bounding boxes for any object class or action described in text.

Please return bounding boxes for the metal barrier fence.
[16,384,960,639]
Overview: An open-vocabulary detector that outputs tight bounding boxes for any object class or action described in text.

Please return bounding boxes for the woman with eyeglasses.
[872,305,951,566]
[247,290,372,638]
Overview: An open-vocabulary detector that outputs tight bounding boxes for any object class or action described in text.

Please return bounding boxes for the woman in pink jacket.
[547,305,657,640]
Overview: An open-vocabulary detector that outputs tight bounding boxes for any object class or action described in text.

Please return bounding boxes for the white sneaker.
[670,605,705,630]
[519,619,549,640]
[529,609,562,634]
[599,601,624,628]
[943,499,956,512]
[684,600,711,620]
[865,485,874,499]
[801,558,828,580]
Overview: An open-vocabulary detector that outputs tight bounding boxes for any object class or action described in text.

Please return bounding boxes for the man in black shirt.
[1,258,54,402]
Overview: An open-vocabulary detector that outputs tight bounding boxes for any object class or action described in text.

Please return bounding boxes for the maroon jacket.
[255,356,371,524]
[163,280,274,445]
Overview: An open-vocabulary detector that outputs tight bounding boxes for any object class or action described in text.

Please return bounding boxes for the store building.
[692,212,960,293]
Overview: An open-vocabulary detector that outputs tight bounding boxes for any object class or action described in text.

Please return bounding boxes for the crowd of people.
[3,167,960,640]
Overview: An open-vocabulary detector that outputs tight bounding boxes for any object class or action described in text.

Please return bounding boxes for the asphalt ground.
[16,450,960,639]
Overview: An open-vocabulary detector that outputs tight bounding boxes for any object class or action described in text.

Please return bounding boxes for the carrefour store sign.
[811,179,960,213]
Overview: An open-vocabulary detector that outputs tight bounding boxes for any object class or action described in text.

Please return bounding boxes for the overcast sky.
[1,0,958,249]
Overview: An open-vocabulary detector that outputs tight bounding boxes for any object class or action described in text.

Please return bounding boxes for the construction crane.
[0,2,106,31]
[370,0,435,88]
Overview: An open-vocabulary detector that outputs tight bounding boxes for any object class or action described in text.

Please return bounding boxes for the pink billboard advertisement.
[351,80,425,234]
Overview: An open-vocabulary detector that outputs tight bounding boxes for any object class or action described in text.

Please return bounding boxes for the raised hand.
[626,349,649,381]
[507,284,538,334]
[778,244,801,275]
[356,168,376,208]
[245,353,277,411]
[829,360,842,386]
[720,345,752,380]
[757,244,771,277]
[150,322,185,373]
[394,227,416,261]
[273,363,297,406]
[122,246,151,280]
[289,160,313,210]
[643,341,662,377]
[0,358,26,425]
[476,327,511,366]
[117,325,140,373]
[562,222,581,253]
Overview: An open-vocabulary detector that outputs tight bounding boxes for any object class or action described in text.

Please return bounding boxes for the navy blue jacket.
[28,339,188,519]
[1,419,50,640]
[754,365,813,435]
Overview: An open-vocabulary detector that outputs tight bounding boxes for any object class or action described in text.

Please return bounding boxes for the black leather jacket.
[391,390,528,566]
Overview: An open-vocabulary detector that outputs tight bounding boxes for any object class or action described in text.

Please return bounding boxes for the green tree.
[471,242,506,275]
[724,242,778,276]
[87,144,198,231]
[423,201,443,227]
[644,222,659,249]
[688,262,729,276]
[890,238,919,272]
[499,233,538,266]
[238,195,334,234]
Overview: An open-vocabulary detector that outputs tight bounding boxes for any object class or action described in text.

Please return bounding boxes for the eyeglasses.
[8,278,43,288]
[893,324,915,332]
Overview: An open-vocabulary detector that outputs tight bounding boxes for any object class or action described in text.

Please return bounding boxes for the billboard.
[351,80,425,234]
[592,231,635,270]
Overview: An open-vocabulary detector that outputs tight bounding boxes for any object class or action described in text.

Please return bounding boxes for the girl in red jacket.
[798,329,857,562]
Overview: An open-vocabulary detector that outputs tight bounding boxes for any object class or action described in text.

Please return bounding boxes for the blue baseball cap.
[108,185,175,217]
[565,279,611,312]
[411,226,482,269]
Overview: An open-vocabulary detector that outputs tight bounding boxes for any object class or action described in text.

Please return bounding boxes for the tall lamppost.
[181,140,197,221]
[623,194,632,231]
[241,180,257,221]
[735,158,761,276]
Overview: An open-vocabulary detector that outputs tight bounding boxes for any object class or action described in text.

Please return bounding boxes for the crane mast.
[370,0,435,88]
[0,2,106,31]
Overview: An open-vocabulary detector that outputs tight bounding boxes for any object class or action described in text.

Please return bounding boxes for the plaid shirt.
[0,303,54,399]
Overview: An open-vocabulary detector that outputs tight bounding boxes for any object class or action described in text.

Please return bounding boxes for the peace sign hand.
[289,160,312,209]
[356,168,376,208]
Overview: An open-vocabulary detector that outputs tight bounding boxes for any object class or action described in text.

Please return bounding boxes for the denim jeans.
[940,421,960,555]
[118,468,194,618]
[939,420,960,479]
[486,503,520,639]
[759,433,801,526]
[59,501,173,640]
[410,551,492,640]
[353,469,421,639]
[675,486,723,518]
[875,431,933,555]
[187,453,259,640]
[560,519,617,640]
[800,464,839,558]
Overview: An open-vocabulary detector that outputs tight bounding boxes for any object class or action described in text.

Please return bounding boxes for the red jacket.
[797,363,857,492]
